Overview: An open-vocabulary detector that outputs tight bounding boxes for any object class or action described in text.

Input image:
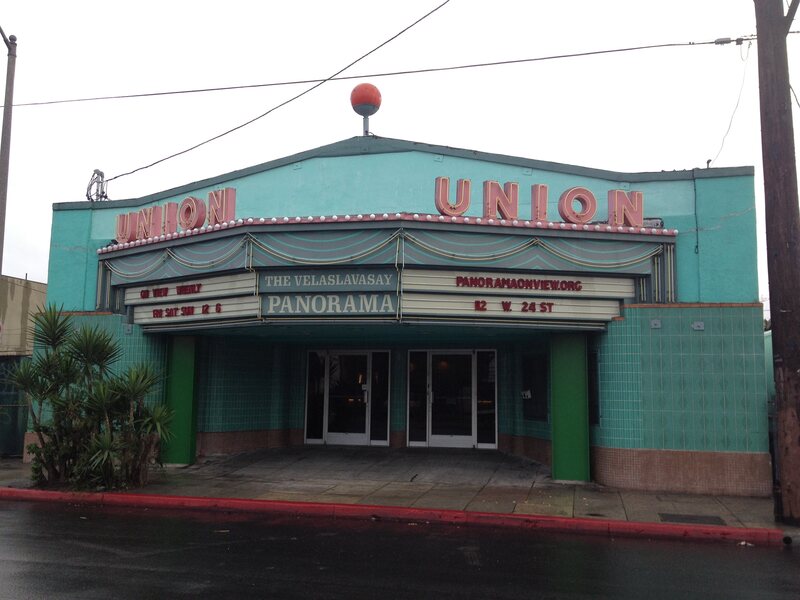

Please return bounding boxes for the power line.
[13,33,795,110]
[106,0,451,185]
[791,83,800,108]
[710,41,753,166]
[21,28,797,186]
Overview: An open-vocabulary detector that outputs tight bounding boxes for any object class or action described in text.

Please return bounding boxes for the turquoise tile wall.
[592,318,643,449]
[497,346,517,436]
[185,311,766,451]
[286,347,306,430]
[196,338,288,432]
[498,344,551,439]
[30,315,166,427]
[70,315,167,406]
[593,306,768,453]
[390,348,408,433]
[197,344,400,434]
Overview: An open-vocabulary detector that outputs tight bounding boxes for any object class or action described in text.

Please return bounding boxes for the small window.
[522,352,548,421]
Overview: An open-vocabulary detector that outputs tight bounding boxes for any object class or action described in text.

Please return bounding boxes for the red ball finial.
[351,83,381,117]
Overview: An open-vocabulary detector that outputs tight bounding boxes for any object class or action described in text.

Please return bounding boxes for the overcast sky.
[2,1,798,307]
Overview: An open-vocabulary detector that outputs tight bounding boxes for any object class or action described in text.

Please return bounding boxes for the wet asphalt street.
[1,500,799,600]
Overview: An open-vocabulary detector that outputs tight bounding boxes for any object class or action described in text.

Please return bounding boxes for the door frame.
[428,350,475,448]
[304,350,391,446]
[325,351,371,446]
[406,349,498,449]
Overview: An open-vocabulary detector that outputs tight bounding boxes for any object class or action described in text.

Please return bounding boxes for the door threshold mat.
[658,513,727,526]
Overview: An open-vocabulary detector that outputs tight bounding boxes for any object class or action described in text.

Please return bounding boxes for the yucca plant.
[112,364,163,486]
[68,325,122,385]
[78,429,123,489]
[10,305,172,489]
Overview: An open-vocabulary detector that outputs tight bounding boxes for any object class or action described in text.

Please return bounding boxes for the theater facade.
[42,136,771,495]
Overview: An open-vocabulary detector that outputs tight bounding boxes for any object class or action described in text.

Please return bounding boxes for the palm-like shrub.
[9,306,172,489]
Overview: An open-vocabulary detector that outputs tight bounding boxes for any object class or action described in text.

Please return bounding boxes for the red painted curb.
[0,486,785,546]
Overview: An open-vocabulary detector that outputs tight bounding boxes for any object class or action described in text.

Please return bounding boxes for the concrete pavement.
[1,447,796,544]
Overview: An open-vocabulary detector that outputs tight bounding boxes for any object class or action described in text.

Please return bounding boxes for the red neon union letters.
[434,177,471,216]
[558,187,597,224]
[178,197,206,231]
[434,178,645,226]
[531,184,548,221]
[208,188,236,227]
[608,190,644,227]
[483,181,519,220]
[114,188,236,244]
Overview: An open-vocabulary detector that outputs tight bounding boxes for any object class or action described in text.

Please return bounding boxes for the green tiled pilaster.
[162,337,196,464]
[551,333,589,481]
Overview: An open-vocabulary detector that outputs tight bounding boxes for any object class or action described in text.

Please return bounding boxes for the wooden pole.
[0,29,16,275]
[754,0,800,524]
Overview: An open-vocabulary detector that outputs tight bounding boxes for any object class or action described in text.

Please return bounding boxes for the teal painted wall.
[84,153,642,235]
[671,176,758,302]
[593,306,768,453]
[47,210,97,311]
[49,146,757,309]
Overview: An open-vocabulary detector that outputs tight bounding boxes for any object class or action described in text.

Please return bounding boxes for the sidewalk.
[2,447,796,545]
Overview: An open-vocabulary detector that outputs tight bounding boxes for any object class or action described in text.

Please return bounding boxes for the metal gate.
[0,357,28,457]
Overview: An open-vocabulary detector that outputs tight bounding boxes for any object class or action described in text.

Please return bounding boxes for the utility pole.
[754,0,800,524]
[0,27,16,275]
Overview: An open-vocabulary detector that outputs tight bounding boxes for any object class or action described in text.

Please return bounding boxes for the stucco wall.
[0,275,47,356]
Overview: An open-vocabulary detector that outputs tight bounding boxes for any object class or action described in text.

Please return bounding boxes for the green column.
[161,336,196,464]
[550,333,589,481]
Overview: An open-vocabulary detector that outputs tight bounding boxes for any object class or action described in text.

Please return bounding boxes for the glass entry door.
[327,353,369,445]
[408,350,497,449]
[430,352,474,447]
[305,351,390,446]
